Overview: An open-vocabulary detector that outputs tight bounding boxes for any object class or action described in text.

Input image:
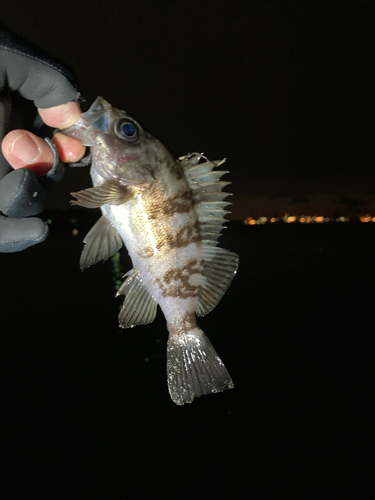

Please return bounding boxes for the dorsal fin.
[196,245,239,316]
[179,153,239,314]
[180,152,232,245]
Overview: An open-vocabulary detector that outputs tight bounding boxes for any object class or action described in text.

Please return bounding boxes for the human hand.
[0,25,86,252]
[2,102,84,176]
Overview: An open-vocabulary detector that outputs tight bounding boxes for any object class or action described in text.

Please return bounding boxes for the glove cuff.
[38,137,65,189]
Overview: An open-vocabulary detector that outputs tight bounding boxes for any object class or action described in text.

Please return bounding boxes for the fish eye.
[115,118,139,143]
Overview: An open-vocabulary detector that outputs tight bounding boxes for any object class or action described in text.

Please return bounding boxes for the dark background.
[1,1,375,498]
[1,216,375,498]
[1,0,374,218]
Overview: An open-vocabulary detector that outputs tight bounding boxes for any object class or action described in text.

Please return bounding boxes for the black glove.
[0,24,81,252]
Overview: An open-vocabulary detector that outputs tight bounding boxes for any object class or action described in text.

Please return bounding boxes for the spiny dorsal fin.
[71,181,131,208]
[80,215,123,269]
[180,152,232,246]
[116,269,158,328]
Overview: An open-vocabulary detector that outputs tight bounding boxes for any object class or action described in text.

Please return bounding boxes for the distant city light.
[244,217,257,225]
[244,213,371,225]
[360,215,372,223]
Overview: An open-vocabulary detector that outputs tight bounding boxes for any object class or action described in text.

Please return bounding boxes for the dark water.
[1,214,374,499]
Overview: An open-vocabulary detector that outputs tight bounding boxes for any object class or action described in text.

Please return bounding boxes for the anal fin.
[71,181,131,208]
[80,215,123,269]
[116,269,158,328]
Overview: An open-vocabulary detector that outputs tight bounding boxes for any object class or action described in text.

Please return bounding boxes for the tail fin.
[166,328,234,405]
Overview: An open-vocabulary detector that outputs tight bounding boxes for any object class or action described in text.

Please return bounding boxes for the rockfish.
[62,97,239,405]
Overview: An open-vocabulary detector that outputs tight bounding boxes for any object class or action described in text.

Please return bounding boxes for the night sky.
[1,0,374,219]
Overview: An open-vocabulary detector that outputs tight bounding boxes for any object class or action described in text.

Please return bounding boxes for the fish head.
[61,96,172,186]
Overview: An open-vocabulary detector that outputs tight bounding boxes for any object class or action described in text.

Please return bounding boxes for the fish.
[62,97,239,405]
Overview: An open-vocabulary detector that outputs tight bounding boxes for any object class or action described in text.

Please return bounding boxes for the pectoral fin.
[71,181,131,208]
[80,215,123,269]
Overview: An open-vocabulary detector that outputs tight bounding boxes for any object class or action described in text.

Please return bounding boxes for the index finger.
[38,102,86,164]
[38,101,82,129]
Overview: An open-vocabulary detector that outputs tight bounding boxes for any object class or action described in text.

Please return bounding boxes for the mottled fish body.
[63,97,239,405]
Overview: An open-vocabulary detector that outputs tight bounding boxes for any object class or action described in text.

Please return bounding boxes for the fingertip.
[52,133,86,163]
[1,130,55,176]
[38,101,82,129]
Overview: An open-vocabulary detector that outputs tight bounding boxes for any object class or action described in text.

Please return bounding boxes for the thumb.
[1,130,55,176]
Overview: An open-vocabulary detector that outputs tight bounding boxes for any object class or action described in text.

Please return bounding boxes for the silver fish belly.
[62,97,239,405]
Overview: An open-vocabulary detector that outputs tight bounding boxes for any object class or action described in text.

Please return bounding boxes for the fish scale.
[62,97,239,405]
